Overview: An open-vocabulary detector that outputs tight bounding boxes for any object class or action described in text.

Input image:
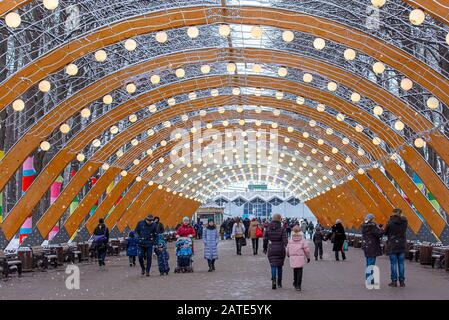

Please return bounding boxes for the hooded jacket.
[384,215,408,255]
[361,221,383,257]
[263,221,288,267]
[135,219,158,246]
[286,233,311,268]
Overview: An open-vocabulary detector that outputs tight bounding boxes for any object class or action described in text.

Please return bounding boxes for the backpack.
[255,226,263,238]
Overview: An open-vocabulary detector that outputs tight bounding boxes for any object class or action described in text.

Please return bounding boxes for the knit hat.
[292,225,301,233]
[365,213,375,223]
[336,218,342,224]
[208,218,214,223]
[182,216,190,223]
[145,214,154,221]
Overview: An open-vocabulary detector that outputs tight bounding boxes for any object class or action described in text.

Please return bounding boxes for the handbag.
[241,237,247,246]
[255,226,263,238]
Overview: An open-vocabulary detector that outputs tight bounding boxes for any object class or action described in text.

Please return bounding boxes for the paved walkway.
[1,239,449,300]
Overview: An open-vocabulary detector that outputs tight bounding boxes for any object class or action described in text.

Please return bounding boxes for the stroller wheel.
[182,268,186,273]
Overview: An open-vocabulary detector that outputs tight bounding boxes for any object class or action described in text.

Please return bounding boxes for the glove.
[307,258,310,263]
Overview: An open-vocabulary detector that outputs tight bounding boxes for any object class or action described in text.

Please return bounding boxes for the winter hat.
[145,214,154,221]
[392,208,402,216]
[129,230,135,237]
[336,218,342,224]
[208,218,214,223]
[365,213,375,223]
[183,216,190,223]
[272,213,282,222]
[99,218,105,224]
[292,225,301,233]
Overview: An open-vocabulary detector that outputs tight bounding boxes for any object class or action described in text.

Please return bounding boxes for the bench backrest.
[31,246,44,255]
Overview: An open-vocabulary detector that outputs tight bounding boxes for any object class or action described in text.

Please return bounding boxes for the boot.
[277,278,282,289]
[295,286,301,292]
[272,280,277,290]
[399,281,405,288]
[212,261,216,271]
[388,281,397,287]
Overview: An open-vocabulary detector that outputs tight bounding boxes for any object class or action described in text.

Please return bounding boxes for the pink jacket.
[286,234,311,268]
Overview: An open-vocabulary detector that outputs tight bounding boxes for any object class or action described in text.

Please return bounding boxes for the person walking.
[361,213,383,284]
[307,221,314,240]
[330,219,347,261]
[231,217,246,255]
[243,217,251,239]
[155,233,170,275]
[384,208,408,287]
[153,216,165,234]
[126,230,138,267]
[92,218,109,269]
[135,214,158,276]
[247,218,263,255]
[286,226,311,291]
[312,226,325,260]
[300,219,308,237]
[197,221,204,240]
[203,218,219,272]
[263,213,288,289]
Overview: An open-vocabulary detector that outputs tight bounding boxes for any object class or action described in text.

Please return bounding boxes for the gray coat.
[203,226,219,260]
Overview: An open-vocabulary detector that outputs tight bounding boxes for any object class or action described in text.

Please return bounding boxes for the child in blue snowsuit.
[155,234,170,275]
[126,230,139,267]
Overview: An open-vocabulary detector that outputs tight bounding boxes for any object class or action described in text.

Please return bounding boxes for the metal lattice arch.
[0,0,449,247]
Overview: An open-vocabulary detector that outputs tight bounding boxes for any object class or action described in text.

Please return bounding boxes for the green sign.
[248,184,268,190]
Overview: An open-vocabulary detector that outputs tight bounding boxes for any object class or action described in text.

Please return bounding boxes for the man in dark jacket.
[263,213,288,290]
[384,208,408,287]
[135,214,158,276]
[312,226,326,260]
[361,214,383,284]
[92,218,109,269]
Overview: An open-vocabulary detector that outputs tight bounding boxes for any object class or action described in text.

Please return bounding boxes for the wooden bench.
[0,250,22,279]
[30,246,58,269]
[431,247,449,269]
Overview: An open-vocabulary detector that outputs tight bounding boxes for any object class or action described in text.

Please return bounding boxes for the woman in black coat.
[263,213,288,289]
[330,219,346,261]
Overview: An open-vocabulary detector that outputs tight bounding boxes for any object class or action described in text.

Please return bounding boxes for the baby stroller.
[174,237,193,273]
